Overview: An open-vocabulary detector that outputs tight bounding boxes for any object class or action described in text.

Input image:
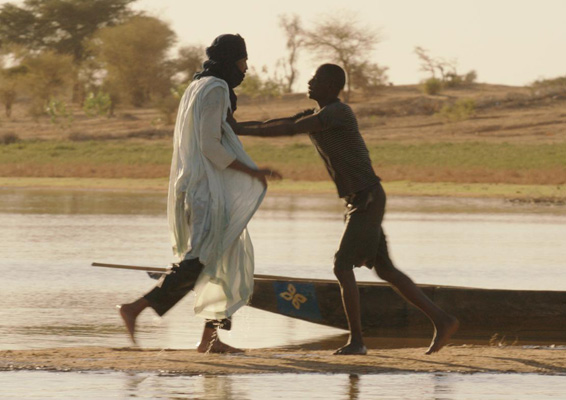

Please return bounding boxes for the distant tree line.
[256,11,390,102]
[414,46,477,95]
[0,0,206,120]
[0,1,485,123]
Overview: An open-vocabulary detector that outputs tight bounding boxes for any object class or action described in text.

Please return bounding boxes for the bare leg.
[375,265,459,354]
[333,267,367,355]
[117,297,150,345]
[197,326,244,354]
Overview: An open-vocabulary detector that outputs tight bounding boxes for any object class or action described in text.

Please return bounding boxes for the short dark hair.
[317,64,346,93]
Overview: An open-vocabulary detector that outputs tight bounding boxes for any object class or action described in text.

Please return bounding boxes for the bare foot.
[197,338,244,354]
[425,316,459,354]
[333,341,367,355]
[117,304,138,346]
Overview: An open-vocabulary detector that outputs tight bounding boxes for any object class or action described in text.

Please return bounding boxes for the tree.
[91,15,176,107]
[0,0,135,64]
[349,61,389,94]
[236,66,284,99]
[0,0,135,103]
[0,48,28,117]
[0,64,27,118]
[414,46,477,91]
[21,50,75,116]
[302,12,381,101]
[278,14,303,93]
[414,46,457,82]
[173,45,205,83]
[414,46,437,79]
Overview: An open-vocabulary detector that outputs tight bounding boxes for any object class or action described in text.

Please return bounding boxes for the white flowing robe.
[167,76,266,320]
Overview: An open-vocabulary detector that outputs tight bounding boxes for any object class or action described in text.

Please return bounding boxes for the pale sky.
[3,0,566,90]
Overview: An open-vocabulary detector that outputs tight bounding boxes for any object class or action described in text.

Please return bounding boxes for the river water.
[1,188,565,399]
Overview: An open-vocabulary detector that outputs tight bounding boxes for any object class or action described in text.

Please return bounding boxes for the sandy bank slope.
[1,346,565,375]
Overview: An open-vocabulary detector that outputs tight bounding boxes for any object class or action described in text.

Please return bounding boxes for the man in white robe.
[118,34,280,353]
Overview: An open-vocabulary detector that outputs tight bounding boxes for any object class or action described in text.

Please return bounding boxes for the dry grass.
[238,84,566,144]
[2,83,565,144]
[0,105,170,141]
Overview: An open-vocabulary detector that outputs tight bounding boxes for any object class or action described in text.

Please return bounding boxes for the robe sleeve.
[199,86,237,170]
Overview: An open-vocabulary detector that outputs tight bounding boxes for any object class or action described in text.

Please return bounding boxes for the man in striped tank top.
[233,64,459,355]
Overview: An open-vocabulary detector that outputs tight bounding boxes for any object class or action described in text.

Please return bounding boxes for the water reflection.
[3,187,565,216]
[347,374,360,400]
[1,188,566,353]
[2,371,566,399]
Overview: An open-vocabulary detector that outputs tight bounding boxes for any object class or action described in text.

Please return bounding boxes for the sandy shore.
[2,346,566,375]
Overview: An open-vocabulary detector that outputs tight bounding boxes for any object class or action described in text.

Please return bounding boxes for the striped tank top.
[309,99,380,198]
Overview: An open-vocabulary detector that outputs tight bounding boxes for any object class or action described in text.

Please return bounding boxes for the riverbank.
[2,345,565,375]
[1,177,566,203]
[2,138,566,186]
[2,83,565,198]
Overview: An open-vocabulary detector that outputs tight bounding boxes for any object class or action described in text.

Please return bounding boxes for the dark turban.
[194,34,247,112]
[206,34,247,65]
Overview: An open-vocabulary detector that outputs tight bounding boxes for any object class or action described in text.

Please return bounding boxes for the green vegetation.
[83,92,112,117]
[531,76,566,90]
[46,97,73,126]
[0,140,171,165]
[2,139,565,179]
[91,15,176,107]
[422,77,442,95]
[437,99,476,122]
[1,138,565,200]
[530,75,566,98]
[414,47,477,95]
[368,142,566,170]
[237,67,284,99]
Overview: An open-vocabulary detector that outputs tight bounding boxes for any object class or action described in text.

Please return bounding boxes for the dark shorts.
[334,183,394,270]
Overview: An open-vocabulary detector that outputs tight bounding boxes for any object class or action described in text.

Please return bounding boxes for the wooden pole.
[91,262,292,281]
[91,262,169,273]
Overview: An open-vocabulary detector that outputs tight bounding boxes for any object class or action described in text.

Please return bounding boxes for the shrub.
[236,67,284,99]
[83,91,112,117]
[530,76,566,97]
[444,73,462,88]
[531,76,566,89]
[464,70,478,84]
[444,70,477,88]
[437,99,476,122]
[0,132,19,145]
[422,77,442,95]
[350,62,389,94]
[155,83,188,125]
[46,97,73,127]
[22,51,74,111]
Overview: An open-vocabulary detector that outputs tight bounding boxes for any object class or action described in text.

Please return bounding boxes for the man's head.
[308,64,346,102]
[206,34,247,66]
[204,34,248,87]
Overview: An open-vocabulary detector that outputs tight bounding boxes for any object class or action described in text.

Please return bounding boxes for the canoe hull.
[250,275,566,343]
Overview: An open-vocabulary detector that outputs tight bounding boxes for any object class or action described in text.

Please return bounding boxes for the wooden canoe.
[91,263,566,344]
[250,274,566,344]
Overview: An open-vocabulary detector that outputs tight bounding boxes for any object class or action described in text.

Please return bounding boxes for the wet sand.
[2,346,566,375]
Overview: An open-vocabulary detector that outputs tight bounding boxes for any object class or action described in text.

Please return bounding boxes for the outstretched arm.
[229,109,322,137]
[241,114,322,136]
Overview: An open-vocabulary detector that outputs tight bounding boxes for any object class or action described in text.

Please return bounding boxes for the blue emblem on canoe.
[274,281,322,321]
